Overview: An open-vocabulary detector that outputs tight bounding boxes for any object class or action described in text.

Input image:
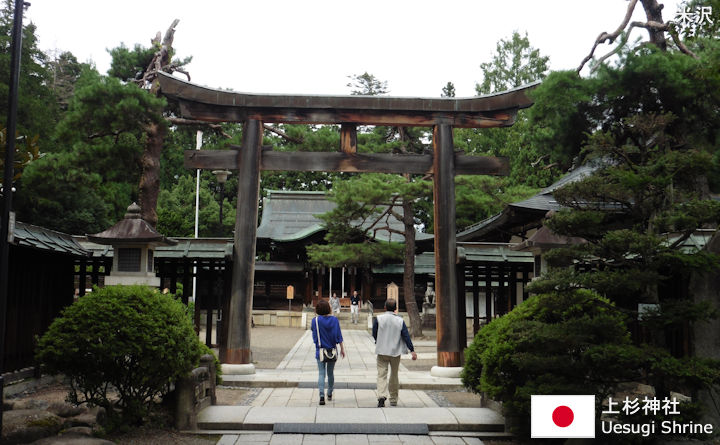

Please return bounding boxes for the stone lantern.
[88,203,176,287]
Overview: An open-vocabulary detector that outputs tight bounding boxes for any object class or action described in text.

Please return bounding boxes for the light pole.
[212,170,231,236]
[1,0,28,430]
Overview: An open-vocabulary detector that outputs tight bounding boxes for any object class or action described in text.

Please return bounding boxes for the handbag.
[315,317,337,362]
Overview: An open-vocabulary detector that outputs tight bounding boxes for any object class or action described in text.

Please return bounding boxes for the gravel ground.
[247,325,305,369]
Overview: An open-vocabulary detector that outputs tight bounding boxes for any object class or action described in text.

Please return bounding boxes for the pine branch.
[577,0,639,73]
[263,124,303,144]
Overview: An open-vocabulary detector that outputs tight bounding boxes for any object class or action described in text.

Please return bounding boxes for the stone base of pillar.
[221,363,256,375]
[430,366,463,378]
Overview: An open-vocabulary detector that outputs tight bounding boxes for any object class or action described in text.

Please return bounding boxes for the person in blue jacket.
[311,299,346,405]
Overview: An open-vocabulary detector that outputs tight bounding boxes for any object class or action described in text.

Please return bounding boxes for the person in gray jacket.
[372,298,417,407]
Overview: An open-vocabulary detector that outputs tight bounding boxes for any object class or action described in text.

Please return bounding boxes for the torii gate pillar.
[220,119,262,365]
[432,124,463,367]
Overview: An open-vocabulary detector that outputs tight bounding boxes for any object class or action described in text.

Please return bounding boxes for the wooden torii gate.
[157,72,537,368]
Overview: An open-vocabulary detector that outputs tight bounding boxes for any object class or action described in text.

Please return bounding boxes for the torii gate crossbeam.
[157,72,537,368]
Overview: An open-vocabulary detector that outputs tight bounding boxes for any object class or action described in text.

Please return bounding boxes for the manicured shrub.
[36,284,207,425]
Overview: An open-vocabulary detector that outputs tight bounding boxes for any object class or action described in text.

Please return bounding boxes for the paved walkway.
[201,330,509,444]
[221,330,463,391]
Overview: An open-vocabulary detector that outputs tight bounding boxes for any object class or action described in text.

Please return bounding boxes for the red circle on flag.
[552,405,574,427]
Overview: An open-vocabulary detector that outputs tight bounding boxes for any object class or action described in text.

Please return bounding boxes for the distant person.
[311,299,346,405]
[350,290,361,324]
[372,298,417,407]
[329,292,341,316]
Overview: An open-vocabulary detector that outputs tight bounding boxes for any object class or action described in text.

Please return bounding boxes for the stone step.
[196,406,505,433]
[220,375,465,390]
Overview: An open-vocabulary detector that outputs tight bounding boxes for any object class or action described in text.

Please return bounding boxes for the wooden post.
[510,265,517,310]
[432,124,462,368]
[340,124,357,154]
[89,261,97,287]
[472,265,480,336]
[182,259,192,306]
[316,267,324,305]
[484,264,492,323]
[221,119,262,364]
[456,264,467,350]
[78,260,87,297]
[349,267,356,296]
[305,270,313,307]
[169,259,178,294]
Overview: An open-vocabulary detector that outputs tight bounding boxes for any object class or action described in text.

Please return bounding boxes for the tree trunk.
[138,121,165,227]
[640,0,667,50]
[402,190,422,337]
[362,267,373,304]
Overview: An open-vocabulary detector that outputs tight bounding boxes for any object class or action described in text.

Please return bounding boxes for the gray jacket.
[372,312,414,357]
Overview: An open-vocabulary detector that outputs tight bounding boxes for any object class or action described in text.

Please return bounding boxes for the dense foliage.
[462,289,720,437]
[0,1,59,148]
[306,174,423,267]
[528,47,720,353]
[35,285,209,426]
[464,13,720,441]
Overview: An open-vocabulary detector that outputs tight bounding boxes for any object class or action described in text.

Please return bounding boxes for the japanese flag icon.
[531,395,595,438]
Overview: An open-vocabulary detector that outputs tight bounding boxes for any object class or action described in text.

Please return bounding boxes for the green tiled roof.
[13,222,90,257]
[257,190,433,243]
[372,243,533,275]
[77,237,233,259]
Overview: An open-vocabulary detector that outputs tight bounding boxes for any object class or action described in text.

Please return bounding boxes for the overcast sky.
[26,0,685,97]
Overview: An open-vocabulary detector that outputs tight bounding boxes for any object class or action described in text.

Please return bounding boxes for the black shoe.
[327,393,333,401]
[377,397,386,407]
[319,396,325,405]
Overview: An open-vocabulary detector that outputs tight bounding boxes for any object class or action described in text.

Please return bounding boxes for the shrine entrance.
[157,73,537,368]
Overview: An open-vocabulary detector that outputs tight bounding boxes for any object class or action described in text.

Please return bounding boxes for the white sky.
[26,0,685,97]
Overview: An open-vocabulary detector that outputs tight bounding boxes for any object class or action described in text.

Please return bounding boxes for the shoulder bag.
[315,317,337,362]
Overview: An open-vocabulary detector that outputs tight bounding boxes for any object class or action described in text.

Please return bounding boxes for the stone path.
[197,330,509,444]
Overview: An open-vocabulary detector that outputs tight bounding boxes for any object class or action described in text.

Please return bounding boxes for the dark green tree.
[0,0,59,151]
[107,43,157,82]
[15,68,167,232]
[475,31,549,96]
[16,150,115,234]
[46,50,89,111]
[517,41,720,434]
[452,31,551,232]
[156,174,235,237]
[346,72,389,95]
[0,124,39,183]
[441,81,455,98]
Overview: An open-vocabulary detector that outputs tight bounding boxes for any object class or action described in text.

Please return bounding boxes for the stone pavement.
[198,330,510,445]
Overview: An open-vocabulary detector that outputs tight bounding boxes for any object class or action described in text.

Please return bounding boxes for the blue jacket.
[311,315,343,360]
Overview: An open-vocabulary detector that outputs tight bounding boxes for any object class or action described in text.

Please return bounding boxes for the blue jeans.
[317,358,336,397]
